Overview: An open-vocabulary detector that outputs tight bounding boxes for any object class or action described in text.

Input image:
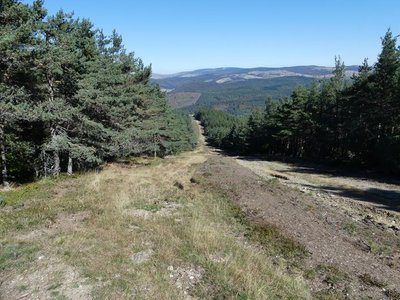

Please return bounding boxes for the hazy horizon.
[152,64,361,76]
[23,0,400,74]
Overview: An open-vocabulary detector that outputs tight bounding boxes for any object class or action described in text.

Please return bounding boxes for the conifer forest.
[0,0,195,185]
[196,30,400,174]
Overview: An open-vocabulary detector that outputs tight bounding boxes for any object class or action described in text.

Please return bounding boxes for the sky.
[23,0,400,74]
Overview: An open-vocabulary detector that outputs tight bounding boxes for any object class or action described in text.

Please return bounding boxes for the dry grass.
[0,134,310,299]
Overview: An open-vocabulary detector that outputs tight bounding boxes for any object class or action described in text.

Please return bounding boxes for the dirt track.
[236,158,400,214]
[200,155,400,299]
[195,120,400,299]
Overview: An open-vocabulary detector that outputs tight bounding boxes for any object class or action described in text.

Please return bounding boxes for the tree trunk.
[67,155,73,175]
[47,75,54,102]
[53,150,60,176]
[51,128,60,176]
[46,43,58,176]
[0,124,10,188]
[153,133,157,158]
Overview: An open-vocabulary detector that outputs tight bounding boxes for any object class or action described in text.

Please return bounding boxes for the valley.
[153,66,358,114]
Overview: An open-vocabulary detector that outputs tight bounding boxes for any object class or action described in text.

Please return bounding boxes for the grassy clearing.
[0,147,311,299]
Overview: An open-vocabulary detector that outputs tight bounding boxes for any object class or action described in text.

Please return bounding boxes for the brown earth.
[198,153,400,299]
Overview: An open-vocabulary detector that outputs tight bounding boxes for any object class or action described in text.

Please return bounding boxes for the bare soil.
[199,154,400,299]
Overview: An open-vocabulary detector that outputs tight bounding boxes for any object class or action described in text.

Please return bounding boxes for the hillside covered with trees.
[0,0,195,186]
[196,30,400,174]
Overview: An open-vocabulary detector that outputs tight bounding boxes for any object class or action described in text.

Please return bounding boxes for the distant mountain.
[152,65,358,114]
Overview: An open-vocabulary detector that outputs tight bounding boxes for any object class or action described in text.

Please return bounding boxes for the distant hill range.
[152,65,358,114]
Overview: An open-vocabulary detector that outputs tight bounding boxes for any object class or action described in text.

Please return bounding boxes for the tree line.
[0,0,196,186]
[196,30,400,174]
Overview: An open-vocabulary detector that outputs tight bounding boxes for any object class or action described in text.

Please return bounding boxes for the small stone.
[131,249,154,264]
[167,265,174,271]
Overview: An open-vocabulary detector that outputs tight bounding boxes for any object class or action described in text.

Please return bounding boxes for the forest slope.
[153,66,358,114]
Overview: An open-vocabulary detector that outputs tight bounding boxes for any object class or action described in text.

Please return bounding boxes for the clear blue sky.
[24,0,400,74]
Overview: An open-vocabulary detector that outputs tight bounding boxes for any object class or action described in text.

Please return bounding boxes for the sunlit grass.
[0,151,310,299]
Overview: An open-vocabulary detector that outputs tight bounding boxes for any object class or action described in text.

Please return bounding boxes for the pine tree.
[33,11,105,176]
[0,0,43,185]
[369,30,400,169]
[373,30,400,141]
[346,59,373,161]
[246,109,264,153]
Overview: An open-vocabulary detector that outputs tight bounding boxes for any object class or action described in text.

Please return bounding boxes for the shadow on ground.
[236,156,400,213]
[237,156,400,186]
[316,184,400,213]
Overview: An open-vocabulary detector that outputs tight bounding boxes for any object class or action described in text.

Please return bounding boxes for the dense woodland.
[175,76,315,115]
[0,0,196,185]
[196,30,400,174]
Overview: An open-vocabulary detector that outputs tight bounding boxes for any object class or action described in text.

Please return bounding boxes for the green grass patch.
[226,196,308,261]
[369,240,393,256]
[314,290,346,300]
[0,242,37,271]
[126,156,163,166]
[0,180,51,208]
[0,175,80,207]
[194,270,252,300]
[314,264,349,286]
[342,222,357,236]
[47,283,63,291]
[0,174,91,236]
[358,273,386,288]
[134,201,164,212]
[17,285,29,292]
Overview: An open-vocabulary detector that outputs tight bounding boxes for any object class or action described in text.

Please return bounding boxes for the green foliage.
[182,76,315,115]
[197,30,400,174]
[194,108,245,149]
[0,0,195,184]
